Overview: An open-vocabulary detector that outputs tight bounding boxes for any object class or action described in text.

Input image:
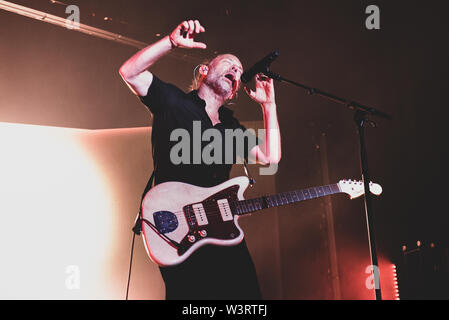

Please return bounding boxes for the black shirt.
[140,75,258,189]
[139,75,261,299]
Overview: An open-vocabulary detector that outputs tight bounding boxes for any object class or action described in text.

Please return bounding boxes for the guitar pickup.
[217,199,233,221]
[192,203,208,226]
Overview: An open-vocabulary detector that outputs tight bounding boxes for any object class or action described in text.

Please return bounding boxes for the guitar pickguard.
[177,185,242,256]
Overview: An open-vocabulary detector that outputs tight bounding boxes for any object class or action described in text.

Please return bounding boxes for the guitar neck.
[234,183,341,215]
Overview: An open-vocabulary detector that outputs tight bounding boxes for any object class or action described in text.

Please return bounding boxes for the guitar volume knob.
[199,230,207,237]
[188,235,196,243]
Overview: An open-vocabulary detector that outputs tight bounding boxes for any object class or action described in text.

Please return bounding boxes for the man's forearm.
[261,103,282,164]
[119,36,173,79]
[119,20,206,97]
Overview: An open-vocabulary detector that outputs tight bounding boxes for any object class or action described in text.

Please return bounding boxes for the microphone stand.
[264,69,391,301]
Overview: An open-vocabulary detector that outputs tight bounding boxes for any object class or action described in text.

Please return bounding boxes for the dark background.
[1,0,448,298]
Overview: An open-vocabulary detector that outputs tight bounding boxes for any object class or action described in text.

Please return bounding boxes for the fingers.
[256,73,270,82]
[192,41,207,49]
[187,20,195,37]
[196,20,206,33]
[194,20,200,33]
[180,21,189,36]
[254,73,274,89]
[197,20,205,33]
[244,86,256,99]
[173,19,206,49]
[179,19,205,36]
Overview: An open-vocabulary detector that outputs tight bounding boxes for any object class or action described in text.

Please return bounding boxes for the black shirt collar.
[188,90,235,123]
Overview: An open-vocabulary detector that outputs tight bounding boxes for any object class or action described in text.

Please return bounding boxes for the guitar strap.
[243,159,256,187]
[132,170,155,236]
[132,171,181,247]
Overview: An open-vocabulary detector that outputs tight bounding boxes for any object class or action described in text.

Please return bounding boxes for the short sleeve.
[139,75,184,115]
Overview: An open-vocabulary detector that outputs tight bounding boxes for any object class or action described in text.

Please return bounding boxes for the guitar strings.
[144,200,258,222]
[148,188,333,219]
[146,201,246,220]
[142,185,341,223]
[143,192,310,222]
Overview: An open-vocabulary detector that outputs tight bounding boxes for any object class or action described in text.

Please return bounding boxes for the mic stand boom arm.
[264,71,392,120]
[264,69,392,301]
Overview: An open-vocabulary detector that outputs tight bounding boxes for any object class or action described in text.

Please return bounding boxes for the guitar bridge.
[183,205,197,228]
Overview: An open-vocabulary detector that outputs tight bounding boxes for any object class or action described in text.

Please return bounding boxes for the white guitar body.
[141,176,250,267]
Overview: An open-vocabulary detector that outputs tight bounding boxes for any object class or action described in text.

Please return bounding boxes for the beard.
[203,73,233,99]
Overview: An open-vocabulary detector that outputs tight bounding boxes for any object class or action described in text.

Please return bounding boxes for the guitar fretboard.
[234,184,341,215]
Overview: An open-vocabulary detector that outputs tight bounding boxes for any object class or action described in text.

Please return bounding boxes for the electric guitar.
[140,176,382,266]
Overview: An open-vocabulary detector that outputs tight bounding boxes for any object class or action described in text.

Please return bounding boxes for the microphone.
[241,50,279,83]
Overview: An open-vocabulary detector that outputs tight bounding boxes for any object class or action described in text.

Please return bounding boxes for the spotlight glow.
[0,122,113,299]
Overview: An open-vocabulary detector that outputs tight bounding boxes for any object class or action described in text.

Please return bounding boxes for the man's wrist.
[261,102,276,111]
[168,35,178,49]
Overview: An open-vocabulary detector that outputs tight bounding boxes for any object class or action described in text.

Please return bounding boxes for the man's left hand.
[244,73,276,108]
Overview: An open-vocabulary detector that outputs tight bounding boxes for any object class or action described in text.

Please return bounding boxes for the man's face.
[203,54,243,100]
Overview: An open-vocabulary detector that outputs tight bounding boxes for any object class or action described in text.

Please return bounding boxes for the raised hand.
[244,74,276,106]
[169,20,207,49]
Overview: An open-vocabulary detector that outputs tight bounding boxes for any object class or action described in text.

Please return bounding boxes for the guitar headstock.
[338,179,383,199]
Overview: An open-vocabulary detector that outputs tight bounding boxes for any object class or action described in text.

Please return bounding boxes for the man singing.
[119,19,281,299]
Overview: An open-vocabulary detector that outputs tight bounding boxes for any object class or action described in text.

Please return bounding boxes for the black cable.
[125,231,137,300]
[125,171,154,300]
